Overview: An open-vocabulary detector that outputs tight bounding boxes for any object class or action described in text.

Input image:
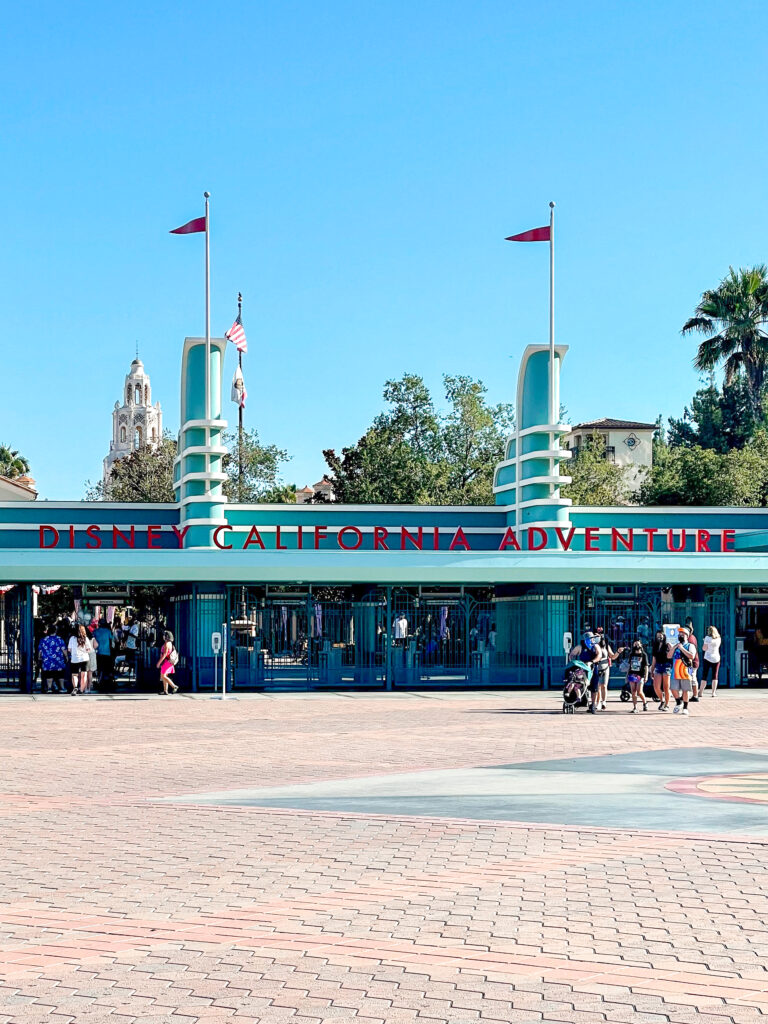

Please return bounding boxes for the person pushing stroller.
[563,628,601,713]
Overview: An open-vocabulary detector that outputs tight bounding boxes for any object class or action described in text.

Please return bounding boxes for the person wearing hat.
[671,626,696,715]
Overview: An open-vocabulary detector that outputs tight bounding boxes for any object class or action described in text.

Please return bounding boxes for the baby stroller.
[562,660,592,713]
[620,678,660,703]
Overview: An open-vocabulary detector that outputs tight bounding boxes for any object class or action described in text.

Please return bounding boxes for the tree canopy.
[86,429,293,504]
[667,373,766,453]
[0,444,30,479]
[319,373,513,505]
[682,265,768,420]
[561,433,628,506]
[222,428,293,503]
[639,430,768,507]
[86,435,178,502]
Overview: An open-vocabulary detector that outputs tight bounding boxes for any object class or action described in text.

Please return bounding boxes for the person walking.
[701,625,722,696]
[39,623,68,693]
[156,631,179,694]
[684,618,701,701]
[92,618,115,688]
[626,640,650,712]
[124,616,140,679]
[576,630,601,714]
[86,632,98,693]
[671,626,696,715]
[594,627,618,711]
[650,630,673,711]
[68,625,92,695]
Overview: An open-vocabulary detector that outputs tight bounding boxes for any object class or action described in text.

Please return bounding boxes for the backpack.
[673,642,694,680]
[169,645,179,666]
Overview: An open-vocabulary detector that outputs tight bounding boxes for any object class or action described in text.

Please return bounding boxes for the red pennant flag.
[505,226,550,242]
[170,216,206,234]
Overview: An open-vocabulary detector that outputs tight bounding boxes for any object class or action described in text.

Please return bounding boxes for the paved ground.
[3,688,768,1023]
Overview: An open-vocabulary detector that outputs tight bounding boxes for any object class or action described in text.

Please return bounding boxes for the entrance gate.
[227,588,387,690]
[0,586,33,691]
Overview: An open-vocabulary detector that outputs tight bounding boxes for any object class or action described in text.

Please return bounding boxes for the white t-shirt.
[125,623,139,650]
[703,635,721,663]
[68,636,92,664]
[394,616,408,639]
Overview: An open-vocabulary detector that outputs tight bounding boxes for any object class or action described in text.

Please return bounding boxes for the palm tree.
[682,266,768,420]
[0,444,30,479]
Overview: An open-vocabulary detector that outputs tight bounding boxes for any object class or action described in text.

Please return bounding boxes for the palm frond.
[694,334,728,371]
[682,316,714,335]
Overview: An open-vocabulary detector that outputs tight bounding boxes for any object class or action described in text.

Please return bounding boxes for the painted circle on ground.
[666,772,768,804]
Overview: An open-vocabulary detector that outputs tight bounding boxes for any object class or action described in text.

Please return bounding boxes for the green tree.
[562,433,628,506]
[223,428,292,503]
[379,374,440,460]
[0,444,30,479]
[639,431,768,507]
[440,375,514,504]
[320,373,513,505]
[322,426,443,504]
[668,373,762,452]
[682,265,768,420]
[86,435,177,502]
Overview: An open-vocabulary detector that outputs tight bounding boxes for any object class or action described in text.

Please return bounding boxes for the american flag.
[226,312,247,353]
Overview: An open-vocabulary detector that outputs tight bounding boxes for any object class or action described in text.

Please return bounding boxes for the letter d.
[39,525,60,549]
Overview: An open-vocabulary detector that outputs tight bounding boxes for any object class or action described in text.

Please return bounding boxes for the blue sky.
[2,0,767,499]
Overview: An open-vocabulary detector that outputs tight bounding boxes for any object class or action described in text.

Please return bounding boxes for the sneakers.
[588,705,596,714]
[690,696,699,703]
[629,707,636,713]
[673,704,680,714]
[682,707,689,715]
[658,702,667,711]
[642,702,648,711]
[600,701,607,711]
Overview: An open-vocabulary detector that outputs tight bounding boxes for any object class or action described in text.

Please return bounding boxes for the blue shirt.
[93,627,113,655]
[39,634,67,671]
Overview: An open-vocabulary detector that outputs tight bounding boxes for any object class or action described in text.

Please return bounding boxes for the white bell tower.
[103,357,163,484]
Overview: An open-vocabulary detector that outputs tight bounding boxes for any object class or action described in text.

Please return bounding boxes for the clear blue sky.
[2,0,766,499]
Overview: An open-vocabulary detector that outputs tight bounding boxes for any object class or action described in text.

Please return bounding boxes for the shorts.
[672,675,693,693]
[70,661,88,675]
[654,662,672,676]
[627,674,643,686]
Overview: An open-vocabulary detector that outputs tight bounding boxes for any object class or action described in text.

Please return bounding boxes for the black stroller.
[615,648,659,703]
[562,660,592,713]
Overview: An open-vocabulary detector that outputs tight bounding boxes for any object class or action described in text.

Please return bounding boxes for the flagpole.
[204,191,211,423]
[549,201,555,425]
[237,292,244,502]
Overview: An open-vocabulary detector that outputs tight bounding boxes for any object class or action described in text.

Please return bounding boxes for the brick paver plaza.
[3,689,768,1023]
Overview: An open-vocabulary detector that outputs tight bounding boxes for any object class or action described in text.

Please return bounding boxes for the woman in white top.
[68,625,93,695]
[700,625,721,696]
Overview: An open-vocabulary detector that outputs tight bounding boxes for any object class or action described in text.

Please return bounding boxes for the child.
[626,640,649,712]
